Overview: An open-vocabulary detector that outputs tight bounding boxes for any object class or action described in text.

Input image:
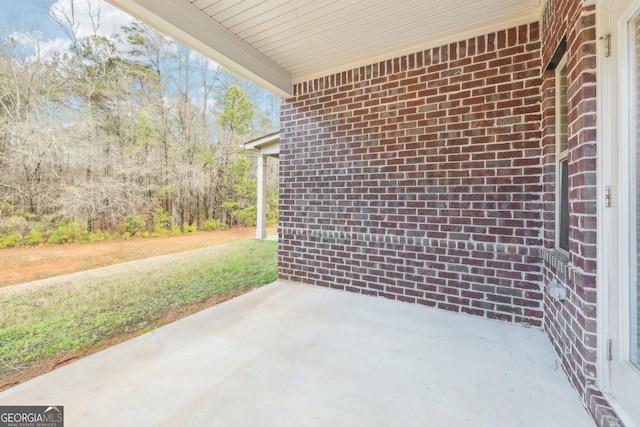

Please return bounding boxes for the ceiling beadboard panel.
[110,0,540,95]
[187,0,540,83]
[273,2,534,68]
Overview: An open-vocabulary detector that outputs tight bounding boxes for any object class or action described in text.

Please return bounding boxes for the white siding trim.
[105,0,292,97]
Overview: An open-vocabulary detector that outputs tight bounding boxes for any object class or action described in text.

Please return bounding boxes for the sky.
[1,0,136,59]
[0,0,221,71]
[1,0,132,34]
[1,1,58,38]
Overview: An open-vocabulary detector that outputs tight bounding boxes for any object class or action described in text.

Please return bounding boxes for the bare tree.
[0,4,279,239]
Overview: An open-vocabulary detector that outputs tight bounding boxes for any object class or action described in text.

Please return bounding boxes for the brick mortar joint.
[283,227,543,258]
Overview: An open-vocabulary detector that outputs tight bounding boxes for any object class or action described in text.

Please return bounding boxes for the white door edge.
[597,0,640,424]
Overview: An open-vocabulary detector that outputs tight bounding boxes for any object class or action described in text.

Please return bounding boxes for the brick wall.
[540,0,622,425]
[277,1,626,424]
[279,23,545,326]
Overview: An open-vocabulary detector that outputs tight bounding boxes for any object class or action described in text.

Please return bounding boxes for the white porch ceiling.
[107,0,542,97]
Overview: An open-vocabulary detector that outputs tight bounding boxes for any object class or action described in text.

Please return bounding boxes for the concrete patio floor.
[0,280,594,426]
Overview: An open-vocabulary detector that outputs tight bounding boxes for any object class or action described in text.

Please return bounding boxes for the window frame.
[555,54,570,254]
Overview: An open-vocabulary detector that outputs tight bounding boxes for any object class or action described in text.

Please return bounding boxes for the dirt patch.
[0,227,276,287]
[0,287,255,392]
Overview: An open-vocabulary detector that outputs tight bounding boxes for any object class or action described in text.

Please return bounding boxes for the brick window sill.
[542,248,569,284]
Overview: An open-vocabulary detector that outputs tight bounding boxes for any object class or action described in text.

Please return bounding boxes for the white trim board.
[105,0,293,98]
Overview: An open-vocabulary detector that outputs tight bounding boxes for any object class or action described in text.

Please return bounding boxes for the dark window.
[556,56,569,252]
[559,160,569,251]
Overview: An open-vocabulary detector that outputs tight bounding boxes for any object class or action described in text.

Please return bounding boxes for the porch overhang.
[243,132,280,240]
[105,0,292,97]
[106,0,543,98]
[243,132,280,158]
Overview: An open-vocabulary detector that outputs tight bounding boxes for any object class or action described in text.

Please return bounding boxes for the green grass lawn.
[0,240,277,383]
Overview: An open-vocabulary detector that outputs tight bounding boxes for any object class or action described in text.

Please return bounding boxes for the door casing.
[597,1,640,425]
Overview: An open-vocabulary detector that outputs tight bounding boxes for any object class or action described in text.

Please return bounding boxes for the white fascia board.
[244,133,280,155]
[258,144,280,156]
[106,0,292,98]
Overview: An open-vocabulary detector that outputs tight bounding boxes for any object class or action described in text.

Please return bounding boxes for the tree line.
[0,3,279,247]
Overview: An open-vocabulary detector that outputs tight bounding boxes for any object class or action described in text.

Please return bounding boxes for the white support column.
[256,154,267,239]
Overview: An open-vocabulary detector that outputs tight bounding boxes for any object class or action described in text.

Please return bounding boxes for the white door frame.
[597,0,640,425]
